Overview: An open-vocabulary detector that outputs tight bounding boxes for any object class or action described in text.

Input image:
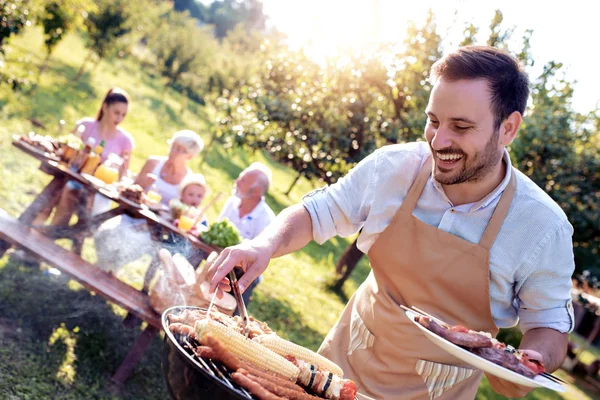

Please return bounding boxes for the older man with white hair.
[218,162,276,306]
[219,162,276,241]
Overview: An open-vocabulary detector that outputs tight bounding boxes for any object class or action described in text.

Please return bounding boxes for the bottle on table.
[80,140,105,175]
[72,137,95,172]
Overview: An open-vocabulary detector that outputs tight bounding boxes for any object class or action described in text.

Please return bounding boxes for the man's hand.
[206,204,315,296]
[206,241,275,295]
[486,349,543,398]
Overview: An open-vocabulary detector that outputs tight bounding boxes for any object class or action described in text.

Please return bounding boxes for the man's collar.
[236,196,264,217]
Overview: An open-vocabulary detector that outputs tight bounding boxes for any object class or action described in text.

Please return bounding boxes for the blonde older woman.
[94,130,204,273]
[134,130,204,206]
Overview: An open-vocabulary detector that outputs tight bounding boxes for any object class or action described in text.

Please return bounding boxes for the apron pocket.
[415,359,475,400]
[348,306,375,355]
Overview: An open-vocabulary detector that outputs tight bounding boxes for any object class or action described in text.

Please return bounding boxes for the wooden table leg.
[0,176,67,258]
[111,325,160,385]
[19,175,67,225]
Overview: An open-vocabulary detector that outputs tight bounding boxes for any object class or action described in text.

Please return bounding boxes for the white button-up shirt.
[218,196,276,241]
[303,142,575,333]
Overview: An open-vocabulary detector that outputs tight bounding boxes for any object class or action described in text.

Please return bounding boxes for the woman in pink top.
[48,87,135,227]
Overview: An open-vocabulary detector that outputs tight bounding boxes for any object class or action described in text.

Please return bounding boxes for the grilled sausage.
[238,367,305,393]
[231,372,286,400]
[244,373,321,400]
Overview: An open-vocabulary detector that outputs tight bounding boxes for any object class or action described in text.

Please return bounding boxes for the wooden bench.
[0,209,162,386]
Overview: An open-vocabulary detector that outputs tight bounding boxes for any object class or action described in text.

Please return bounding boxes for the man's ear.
[499,111,522,146]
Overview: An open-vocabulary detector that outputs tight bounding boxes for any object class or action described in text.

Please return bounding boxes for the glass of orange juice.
[94,164,119,184]
[179,214,194,232]
[179,207,199,232]
[146,189,162,205]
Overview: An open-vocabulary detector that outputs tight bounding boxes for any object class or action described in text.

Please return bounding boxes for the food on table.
[168,308,358,400]
[20,132,60,154]
[119,184,145,203]
[55,134,84,163]
[415,316,545,379]
[169,199,190,221]
[151,251,236,314]
[201,219,241,248]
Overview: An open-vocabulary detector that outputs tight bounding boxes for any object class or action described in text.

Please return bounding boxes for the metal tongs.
[229,268,250,338]
[204,259,250,338]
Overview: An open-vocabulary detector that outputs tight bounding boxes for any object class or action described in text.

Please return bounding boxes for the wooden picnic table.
[0,137,220,386]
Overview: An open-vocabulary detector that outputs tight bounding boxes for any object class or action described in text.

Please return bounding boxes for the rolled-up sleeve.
[302,151,378,244]
[517,220,575,333]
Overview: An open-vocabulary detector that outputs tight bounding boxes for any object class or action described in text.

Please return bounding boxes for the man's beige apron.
[319,156,516,399]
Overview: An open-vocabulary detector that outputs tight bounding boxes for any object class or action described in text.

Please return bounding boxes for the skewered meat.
[167,309,358,400]
[286,357,357,400]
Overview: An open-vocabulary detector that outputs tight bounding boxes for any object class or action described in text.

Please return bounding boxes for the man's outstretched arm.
[207,203,313,293]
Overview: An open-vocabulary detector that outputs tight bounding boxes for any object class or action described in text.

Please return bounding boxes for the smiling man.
[207,46,575,399]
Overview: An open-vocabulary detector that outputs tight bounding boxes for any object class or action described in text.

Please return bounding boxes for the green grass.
[0,26,598,399]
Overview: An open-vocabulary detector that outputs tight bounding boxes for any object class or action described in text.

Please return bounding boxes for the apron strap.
[400,156,432,213]
[478,169,517,250]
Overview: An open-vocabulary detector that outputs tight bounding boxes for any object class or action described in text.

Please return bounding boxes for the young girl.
[94,173,210,275]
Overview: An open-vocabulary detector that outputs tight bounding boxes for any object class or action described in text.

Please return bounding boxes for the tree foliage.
[38,0,96,57]
[147,11,218,89]
[83,0,130,59]
[175,0,266,39]
[7,1,599,274]
[0,0,33,52]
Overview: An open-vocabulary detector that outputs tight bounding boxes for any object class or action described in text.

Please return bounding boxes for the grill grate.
[164,307,360,400]
[178,335,254,399]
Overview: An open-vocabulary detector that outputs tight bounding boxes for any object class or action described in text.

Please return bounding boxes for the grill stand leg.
[111,325,160,385]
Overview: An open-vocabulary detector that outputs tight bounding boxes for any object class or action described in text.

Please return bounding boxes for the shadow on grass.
[146,95,181,126]
[0,258,166,400]
[249,290,325,351]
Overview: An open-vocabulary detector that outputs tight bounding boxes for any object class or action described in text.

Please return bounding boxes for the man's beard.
[431,129,503,185]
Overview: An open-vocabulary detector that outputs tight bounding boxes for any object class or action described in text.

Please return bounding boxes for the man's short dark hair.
[429,46,530,130]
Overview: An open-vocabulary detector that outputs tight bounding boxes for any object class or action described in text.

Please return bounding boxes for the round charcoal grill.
[162,306,255,400]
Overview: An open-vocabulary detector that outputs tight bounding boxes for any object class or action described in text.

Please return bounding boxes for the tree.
[38,0,95,64]
[512,62,600,274]
[173,0,205,20]
[486,10,514,48]
[0,0,33,52]
[147,11,218,95]
[75,0,130,80]
[176,0,267,39]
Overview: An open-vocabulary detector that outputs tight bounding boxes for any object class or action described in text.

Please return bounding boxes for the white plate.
[81,173,107,188]
[405,310,565,392]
